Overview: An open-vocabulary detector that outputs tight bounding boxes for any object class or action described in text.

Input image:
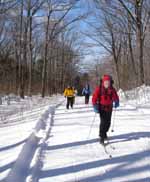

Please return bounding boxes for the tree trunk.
[128,15,137,77]
[110,29,121,89]
[113,55,121,89]
[18,0,24,98]
[61,47,65,91]
[136,0,145,84]
[42,14,50,98]
[28,13,33,96]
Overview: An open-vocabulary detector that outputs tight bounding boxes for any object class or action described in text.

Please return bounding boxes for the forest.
[0,0,150,97]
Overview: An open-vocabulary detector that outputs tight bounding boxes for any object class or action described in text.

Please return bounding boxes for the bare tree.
[41,0,88,97]
[115,0,150,84]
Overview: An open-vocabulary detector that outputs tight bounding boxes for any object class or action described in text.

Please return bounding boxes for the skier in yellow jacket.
[64,86,75,109]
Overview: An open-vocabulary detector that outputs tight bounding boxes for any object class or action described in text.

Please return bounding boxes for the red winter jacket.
[92,86,119,111]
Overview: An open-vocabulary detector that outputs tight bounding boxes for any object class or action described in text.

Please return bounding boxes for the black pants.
[85,94,90,104]
[73,96,75,104]
[67,97,74,109]
[99,110,112,139]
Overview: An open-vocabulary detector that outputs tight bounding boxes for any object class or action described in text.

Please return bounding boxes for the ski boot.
[99,137,104,145]
[104,134,108,141]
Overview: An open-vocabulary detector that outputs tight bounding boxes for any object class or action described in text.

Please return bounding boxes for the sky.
[35,0,107,72]
[72,0,107,68]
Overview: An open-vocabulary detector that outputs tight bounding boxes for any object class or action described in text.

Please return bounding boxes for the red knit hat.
[102,75,111,81]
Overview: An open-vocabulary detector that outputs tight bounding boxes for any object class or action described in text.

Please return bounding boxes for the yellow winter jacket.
[64,88,75,97]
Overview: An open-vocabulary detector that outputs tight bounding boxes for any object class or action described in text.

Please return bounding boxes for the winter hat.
[102,75,111,82]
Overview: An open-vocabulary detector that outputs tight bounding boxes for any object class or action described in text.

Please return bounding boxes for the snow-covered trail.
[0,96,64,182]
[38,97,150,182]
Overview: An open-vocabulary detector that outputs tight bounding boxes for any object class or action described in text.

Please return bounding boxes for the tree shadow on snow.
[39,131,150,181]
[109,132,150,145]
[56,105,93,111]
[56,106,141,114]
[39,150,150,182]
[0,138,27,152]
[46,132,150,152]
[125,178,150,182]
[0,161,16,174]
[54,115,96,121]
[46,138,99,151]
[54,122,97,127]
[55,109,94,116]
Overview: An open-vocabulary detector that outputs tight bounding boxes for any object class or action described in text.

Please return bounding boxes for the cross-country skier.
[92,75,119,144]
[82,84,91,104]
[64,86,75,109]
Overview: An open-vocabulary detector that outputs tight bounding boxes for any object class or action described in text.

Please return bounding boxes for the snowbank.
[5,106,54,182]
[0,95,64,182]
[118,85,150,106]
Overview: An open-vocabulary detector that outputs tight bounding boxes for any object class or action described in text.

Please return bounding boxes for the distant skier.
[82,84,91,104]
[64,86,75,109]
[92,75,119,144]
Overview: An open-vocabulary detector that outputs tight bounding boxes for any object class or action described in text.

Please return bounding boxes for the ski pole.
[111,108,116,132]
[87,113,97,139]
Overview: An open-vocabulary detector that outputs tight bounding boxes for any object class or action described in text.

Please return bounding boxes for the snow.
[38,93,150,182]
[0,95,64,182]
[0,87,150,182]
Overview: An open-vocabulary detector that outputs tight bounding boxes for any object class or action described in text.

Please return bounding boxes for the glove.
[93,104,99,113]
[114,101,119,108]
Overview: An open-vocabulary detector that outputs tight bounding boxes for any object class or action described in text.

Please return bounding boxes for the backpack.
[84,88,90,94]
[83,84,91,95]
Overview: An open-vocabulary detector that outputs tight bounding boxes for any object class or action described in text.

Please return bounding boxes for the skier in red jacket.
[92,75,119,144]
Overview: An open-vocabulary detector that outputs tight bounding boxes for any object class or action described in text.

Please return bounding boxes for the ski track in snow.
[0,96,64,182]
[0,91,150,182]
[37,97,150,182]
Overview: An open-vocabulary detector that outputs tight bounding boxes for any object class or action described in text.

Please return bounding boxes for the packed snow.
[0,95,64,182]
[0,86,150,182]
